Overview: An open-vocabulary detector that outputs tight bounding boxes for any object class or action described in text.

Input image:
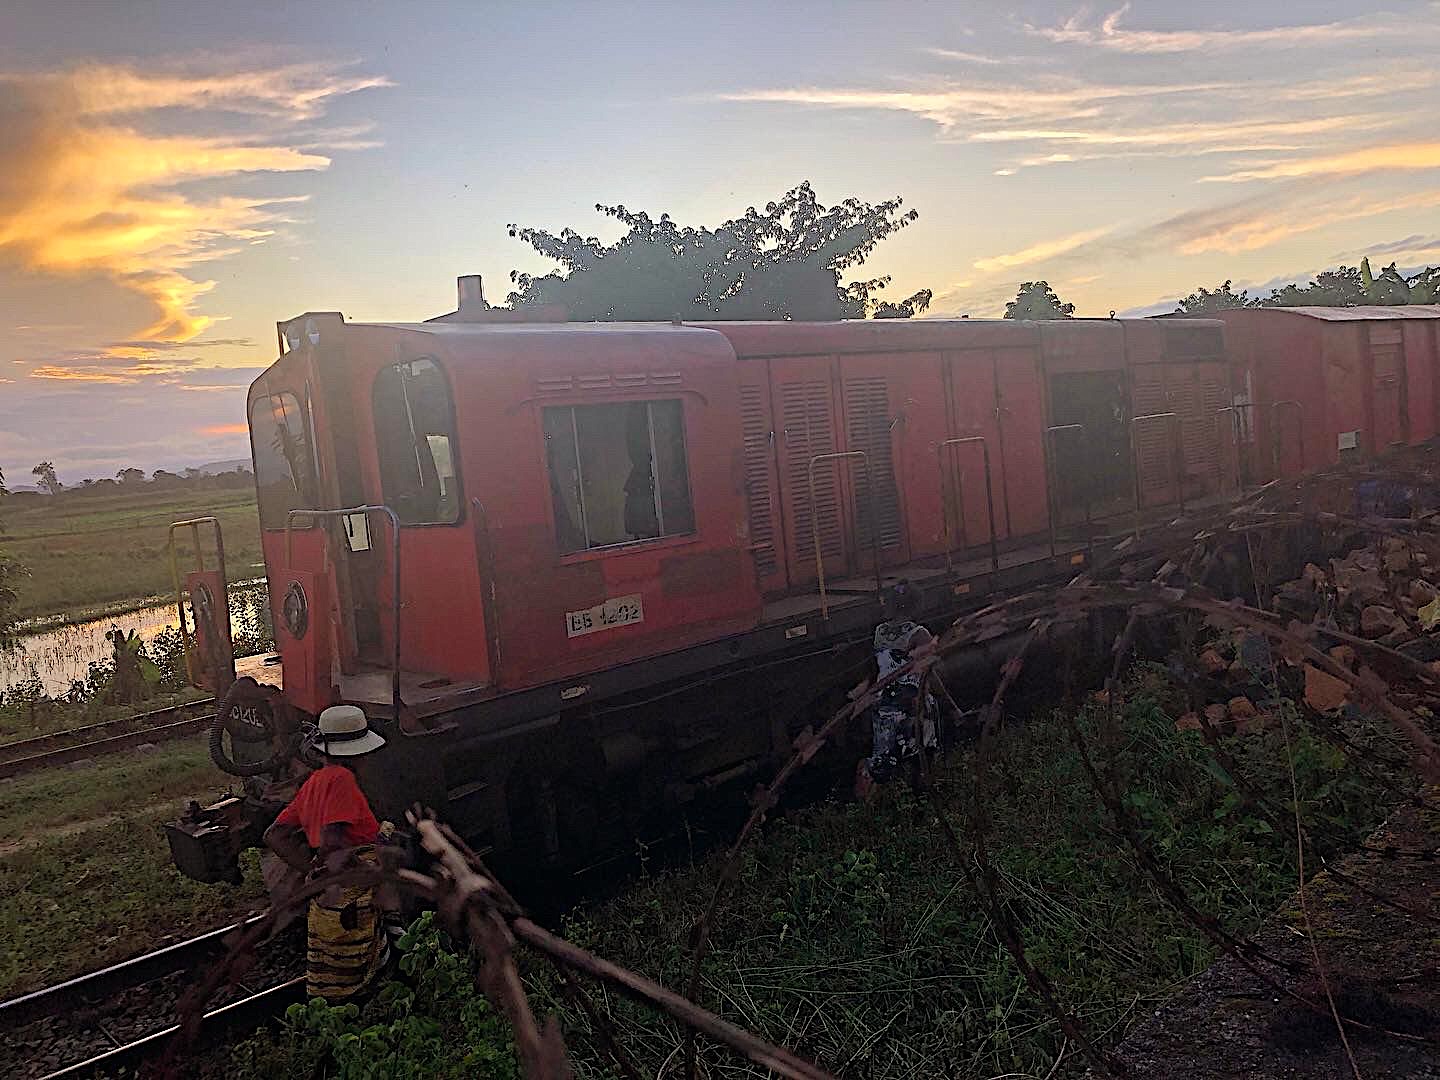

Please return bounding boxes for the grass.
[0,740,262,998]
[0,738,231,844]
[224,669,1410,1078]
[1,485,262,624]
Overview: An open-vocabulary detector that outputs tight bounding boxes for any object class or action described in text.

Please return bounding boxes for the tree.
[1262,266,1367,308]
[116,467,146,485]
[1174,280,1255,315]
[1004,281,1074,320]
[505,182,931,321]
[31,461,61,495]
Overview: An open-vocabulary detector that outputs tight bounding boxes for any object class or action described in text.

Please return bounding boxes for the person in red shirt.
[265,705,389,1001]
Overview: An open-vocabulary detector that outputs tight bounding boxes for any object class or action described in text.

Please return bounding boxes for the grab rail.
[1042,423,1090,560]
[806,451,882,619]
[167,516,232,690]
[1129,411,1183,537]
[936,436,1000,578]
[286,505,402,720]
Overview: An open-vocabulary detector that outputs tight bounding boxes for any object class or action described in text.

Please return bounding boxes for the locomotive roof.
[1266,305,1440,321]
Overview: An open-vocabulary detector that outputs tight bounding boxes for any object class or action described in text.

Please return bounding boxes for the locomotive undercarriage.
[170,540,1071,886]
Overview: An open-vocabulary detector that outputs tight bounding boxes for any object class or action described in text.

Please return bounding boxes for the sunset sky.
[3,0,1440,481]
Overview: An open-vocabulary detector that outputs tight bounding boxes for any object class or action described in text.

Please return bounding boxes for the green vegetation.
[0,739,226,844]
[1175,256,1440,314]
[2,484,261,625]
[0,740,260,998]
[227,913,519,1080]
[229,672,1409,1076]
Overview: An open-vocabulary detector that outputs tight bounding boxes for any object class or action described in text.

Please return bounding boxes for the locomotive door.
[1370,325,1406,451]
[839,355,910,569]
[771,356,850,588]
[942,349,1009,549]
[992,350,1048,540]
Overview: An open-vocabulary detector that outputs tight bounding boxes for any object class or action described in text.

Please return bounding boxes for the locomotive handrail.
[1213,404,1255,493]
[167,516,232,691]
[1129,411,1184,538]
[470,498,504,690]
[1042,424,1091,560]
[805,451,882,620]
[936,436,1000,579]
[1269,399,1305,479]
[286,505,403,722]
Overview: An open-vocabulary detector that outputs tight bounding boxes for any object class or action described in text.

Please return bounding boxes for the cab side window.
[250,391,316,529]
[373,357,461,524]
[543,399,695,555]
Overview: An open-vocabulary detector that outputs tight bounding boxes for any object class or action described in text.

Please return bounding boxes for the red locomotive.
[164,283,1440,881]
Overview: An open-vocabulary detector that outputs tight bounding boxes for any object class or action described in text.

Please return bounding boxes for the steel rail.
[0,714,216,779]
[0,916,268,1027]
[39,977,305,1080]
[0,698,215,759]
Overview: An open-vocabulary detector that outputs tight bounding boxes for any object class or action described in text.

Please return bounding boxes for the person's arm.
[264,820,314,874]
[908,624,934,650]
[316,823,351,865]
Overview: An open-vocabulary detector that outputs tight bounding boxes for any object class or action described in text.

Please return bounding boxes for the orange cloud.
[200,422,249,436]
[1202,141,1440,183]
[0,62,384,345]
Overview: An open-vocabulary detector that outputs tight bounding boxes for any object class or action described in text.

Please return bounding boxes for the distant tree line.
[995,257,1440,322]
[1174,258,1440,316]
[10,464,253,500]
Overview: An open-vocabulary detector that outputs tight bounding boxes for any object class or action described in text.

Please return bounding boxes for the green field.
[0,739,265,998]
[1,486,263,624]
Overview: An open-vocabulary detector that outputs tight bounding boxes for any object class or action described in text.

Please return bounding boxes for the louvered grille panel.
[781,380,844,563]
[1131,368,1172,504]
[843,377,903,550]
[1195,369,1229,489]
[739,384,778,578]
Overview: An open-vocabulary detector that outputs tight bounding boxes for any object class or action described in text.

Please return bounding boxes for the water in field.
[0,581,271,696]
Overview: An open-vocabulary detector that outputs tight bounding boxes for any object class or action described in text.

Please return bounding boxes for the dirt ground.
[1105,792,1440,1078]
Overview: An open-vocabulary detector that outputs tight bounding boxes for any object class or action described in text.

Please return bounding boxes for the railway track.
[0,917,303,1079]
[0,699,217,779]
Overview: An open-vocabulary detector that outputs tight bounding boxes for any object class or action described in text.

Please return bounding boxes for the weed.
[225,912,519,1079]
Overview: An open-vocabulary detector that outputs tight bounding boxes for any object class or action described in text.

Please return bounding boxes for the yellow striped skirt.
[306,847,389,1001]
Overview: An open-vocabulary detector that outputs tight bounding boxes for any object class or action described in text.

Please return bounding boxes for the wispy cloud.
[0,62,385,344]
[973,227,1113,272]
[924,48,1007,65]
[1124,187,1440,258]
[1202,141,1440,183]
[1028,4,1394,54]
[716,78,1222,133]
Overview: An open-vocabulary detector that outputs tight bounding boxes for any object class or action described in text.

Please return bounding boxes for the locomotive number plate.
[566,594,644,638]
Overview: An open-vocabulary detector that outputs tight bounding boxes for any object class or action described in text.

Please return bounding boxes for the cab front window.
[250,390,316,530]
[372,357,462,525]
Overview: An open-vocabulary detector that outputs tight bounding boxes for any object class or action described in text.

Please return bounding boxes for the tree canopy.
[1176,258,1440,314]
[504,182,931,322]
[1004,281,1074,320]
[31,462,61,496]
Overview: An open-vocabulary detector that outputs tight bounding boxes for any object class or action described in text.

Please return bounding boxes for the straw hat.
[317,705,386,757]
